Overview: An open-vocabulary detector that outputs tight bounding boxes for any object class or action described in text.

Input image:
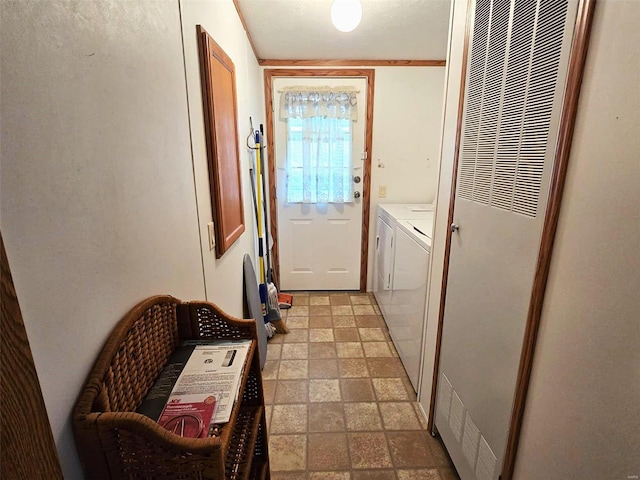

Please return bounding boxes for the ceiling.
[234,0,452,63]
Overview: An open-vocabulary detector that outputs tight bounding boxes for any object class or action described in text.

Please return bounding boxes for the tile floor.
[264,291,460,480]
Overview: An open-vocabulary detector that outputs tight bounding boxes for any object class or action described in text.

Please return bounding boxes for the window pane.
[286,116,353,204]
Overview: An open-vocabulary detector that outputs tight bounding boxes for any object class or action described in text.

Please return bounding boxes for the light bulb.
[331,0,363,33]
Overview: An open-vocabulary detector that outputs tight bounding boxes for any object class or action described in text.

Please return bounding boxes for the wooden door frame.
[1,232,64,478]
[426,0,596,479]
[263,68,375,292]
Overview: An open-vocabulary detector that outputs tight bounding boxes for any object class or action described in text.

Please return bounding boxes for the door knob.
[353,175,361,183]
[450,223,460,233]
[354,191,361,199]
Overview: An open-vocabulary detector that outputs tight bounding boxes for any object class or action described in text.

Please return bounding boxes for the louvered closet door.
[435,1,578,479]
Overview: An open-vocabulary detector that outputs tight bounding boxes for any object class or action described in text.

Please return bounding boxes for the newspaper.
[174,340,251,425]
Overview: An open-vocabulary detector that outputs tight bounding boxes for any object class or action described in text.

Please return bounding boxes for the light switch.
[207,222,215,250]
[378,185,387,198]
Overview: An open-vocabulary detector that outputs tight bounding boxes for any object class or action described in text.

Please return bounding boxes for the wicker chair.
[73,295,270,479]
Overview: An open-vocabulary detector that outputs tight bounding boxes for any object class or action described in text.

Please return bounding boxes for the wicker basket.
[73,295,270,479]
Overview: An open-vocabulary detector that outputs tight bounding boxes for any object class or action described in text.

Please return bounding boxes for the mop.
[256,126,288,334]
[248,121,287,334]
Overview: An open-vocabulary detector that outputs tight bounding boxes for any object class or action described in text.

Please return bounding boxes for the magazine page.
[156,339,251,436]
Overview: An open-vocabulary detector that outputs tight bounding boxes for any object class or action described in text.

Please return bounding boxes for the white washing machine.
[373,204,434,391]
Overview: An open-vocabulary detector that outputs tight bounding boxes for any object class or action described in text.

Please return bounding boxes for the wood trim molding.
[263,68,375,292]
[259,59,445,67]
[232,0,260,61]
[501,0,597,478]
[426,0,474,434]
[1,233,64,479]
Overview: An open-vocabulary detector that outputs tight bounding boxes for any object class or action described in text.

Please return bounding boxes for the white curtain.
[280,86,358,204]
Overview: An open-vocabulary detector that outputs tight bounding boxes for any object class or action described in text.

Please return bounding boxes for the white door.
[434,1,578,479]
[274,77,367,291]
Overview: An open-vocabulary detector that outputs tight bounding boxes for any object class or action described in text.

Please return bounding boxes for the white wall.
[0,0,264,477]
[514,1,640,478]
[367,67,445,289]
[179,0,264,315]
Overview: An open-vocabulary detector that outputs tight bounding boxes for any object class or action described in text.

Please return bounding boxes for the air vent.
[458,0,569,218]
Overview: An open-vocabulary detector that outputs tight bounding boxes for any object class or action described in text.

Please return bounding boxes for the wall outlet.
[378,185,387,198]
[207,222,215,251]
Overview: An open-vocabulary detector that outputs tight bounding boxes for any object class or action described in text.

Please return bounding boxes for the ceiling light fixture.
[331,0,362,33]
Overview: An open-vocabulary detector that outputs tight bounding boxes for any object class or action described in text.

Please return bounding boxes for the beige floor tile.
[271,473,308,480]
[438,467,461,480]
[355,315,383,328]
[292,293,310,304]
[263,379,276,405]
[366,358,404,378]
[352,305,376,316]
[310,295,330,305]
[379,402,422,430]
[270,292,458,477]
[308,433,349,470]
[403,377,418,401]
[309,342,337,359]
[308,358,339,379]
[329,295,351,305]
[334,328,360,342]
[310,305,333,316]
[344,402,383,431]
[271,404,308,434]
[397,469,442,480]
[287,317,310,329]
[425,436,455,467]
[282,343,309,359]
[309,472,350,480]
[275,380,309,404]
[413,402,430,430]
[348,432,393,469]
[279,360,309,379]
[386,432,434,468]
[283,329,310,343]
[333,316,357,328]
[288,305,310,316]
[372,378,410,401]
[332,305,354,316]
[266,405,273,431]
[362,342,393,358]
[267,343,282,361]
[310,328,335,342]
[269,333,285,344]
[308,403,345,432]
[340,378,375,402]
[349,295,371,305]
[309,316,333,328]
[338,358,370,378]
[269,434,307,471]
[358,328,386,342]
[336,342,365,358]
[309,379,341,402]
[263,360,280,380]
[352,471,396,480]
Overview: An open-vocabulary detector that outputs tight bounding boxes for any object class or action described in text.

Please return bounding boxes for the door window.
[285,116,353,204]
